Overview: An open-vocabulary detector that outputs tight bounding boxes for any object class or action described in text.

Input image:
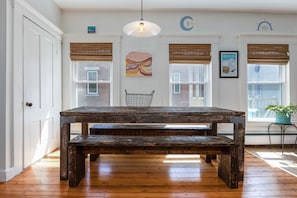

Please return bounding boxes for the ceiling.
[53,0,297,13]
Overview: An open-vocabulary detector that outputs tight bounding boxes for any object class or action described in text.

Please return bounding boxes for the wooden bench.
[89,123,215,161]
[90,123,217,162]
[68,135,238,188]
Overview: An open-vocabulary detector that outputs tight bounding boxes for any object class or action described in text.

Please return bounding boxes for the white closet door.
[23,17,55,168]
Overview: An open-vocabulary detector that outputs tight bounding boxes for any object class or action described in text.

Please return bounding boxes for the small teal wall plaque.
[88,26,96,33]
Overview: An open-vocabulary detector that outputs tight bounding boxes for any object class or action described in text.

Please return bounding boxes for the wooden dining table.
[60,106,245,181]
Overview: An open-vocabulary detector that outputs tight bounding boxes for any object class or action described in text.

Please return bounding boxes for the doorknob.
[25,102,33,107]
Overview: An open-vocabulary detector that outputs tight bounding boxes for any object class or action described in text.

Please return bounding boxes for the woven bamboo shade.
[169,44,211,64]
[248,44,289,64]
[70,43,112,61]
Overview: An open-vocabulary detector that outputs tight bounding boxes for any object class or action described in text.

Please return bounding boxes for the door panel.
[43,36,54,108]
[23,17,55,168]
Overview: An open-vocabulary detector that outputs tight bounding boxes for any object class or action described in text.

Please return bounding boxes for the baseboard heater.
[219,132,297,136]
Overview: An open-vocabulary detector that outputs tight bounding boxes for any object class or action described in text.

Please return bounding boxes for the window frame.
[238,35,296,128]
[246,43,290,122]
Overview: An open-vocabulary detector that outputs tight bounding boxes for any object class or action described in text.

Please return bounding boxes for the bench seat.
[68,135,238,188]
[89,123,215,161]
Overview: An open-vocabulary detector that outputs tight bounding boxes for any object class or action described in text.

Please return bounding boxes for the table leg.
[230,116,245,181]
[82,122,88,136]
[82,122,89,160]
[293,124,297,150]
[267,123,274,145]
[281,125,285,154]
[268,123,297,154]
[60,119,70,180]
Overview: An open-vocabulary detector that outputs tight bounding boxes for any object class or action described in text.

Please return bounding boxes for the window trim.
[238,35,296,127]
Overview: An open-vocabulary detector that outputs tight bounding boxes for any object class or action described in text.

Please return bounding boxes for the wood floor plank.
[1,148,297,197]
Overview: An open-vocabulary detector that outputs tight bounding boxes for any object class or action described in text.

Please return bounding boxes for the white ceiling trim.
[53,0,297,13]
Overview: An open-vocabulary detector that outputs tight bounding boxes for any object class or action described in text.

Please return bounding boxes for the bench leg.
[205,123,217,162]
[205,155,213,163]
[90,154,99,161]
[69,145,85,187]
[218,146,238,188]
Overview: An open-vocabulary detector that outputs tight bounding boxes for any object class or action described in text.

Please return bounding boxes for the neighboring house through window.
[87,70,99,95]
[173,72,181,94]
[169,44,211,107]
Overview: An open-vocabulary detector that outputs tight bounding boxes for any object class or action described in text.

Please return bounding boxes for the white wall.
[24,0,61,27]
[61,10,297,144]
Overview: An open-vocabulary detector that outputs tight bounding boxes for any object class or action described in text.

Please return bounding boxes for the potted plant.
[265,104,297,124]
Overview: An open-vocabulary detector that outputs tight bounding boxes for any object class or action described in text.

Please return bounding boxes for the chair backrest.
[125,89,155,107]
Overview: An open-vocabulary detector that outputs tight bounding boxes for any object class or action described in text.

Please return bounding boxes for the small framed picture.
[219,51,239,78]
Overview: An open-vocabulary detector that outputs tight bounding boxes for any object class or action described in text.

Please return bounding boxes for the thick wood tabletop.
[61,106,244,115]
[60,106,245,123]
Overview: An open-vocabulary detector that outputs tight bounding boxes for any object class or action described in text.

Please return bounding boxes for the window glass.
[169,64,209,107]
[247,64,285,120]
[72,61,112,106]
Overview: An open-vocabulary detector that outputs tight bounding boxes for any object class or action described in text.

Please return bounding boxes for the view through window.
[248,64,285,120]
[73,61,112,106]
[169,63,209,107]
[247,44,289,121]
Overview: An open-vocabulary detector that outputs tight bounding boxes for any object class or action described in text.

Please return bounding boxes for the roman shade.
[70,43,112,61]
[248,44,289,64]
[169,44,211,64]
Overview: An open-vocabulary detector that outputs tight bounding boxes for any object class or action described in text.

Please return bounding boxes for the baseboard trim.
[0,167,22,182]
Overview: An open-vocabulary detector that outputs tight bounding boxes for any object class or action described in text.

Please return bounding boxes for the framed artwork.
[126,51,152,77]
[219,51,239,78]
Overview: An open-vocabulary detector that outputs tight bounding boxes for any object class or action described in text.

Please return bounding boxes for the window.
[169,44,211,107]
[173,72,181,94]
[70,43,112,107]
[87,70,98,95]
[247,44,289,121]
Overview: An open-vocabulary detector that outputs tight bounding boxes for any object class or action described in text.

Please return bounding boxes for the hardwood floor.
[1,148,297,197]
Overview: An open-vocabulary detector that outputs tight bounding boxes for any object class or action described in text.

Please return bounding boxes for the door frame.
[11,0,62,178]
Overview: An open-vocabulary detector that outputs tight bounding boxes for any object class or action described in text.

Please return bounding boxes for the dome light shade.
[123,19,161,37]
[122,0,161,38]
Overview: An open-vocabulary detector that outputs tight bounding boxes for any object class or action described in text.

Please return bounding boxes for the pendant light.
[123,0,161,37]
